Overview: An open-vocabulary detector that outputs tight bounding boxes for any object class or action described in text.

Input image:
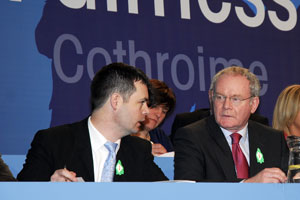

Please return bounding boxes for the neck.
[90,111,123,142]
[288,125,300,137]
[132,130,150,141]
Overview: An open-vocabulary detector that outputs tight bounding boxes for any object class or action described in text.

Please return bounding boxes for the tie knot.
[104,141,117,153]
[230,133,242,144]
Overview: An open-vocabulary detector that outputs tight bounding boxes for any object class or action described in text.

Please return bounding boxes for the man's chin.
[220,124,241,132]
[132,123,143,133]
[218,121,237,130]
[131,127,139,134]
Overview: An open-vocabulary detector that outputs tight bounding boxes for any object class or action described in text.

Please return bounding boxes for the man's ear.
[110,93,123,111]
[208,90,213,104]
[250,96,260,114]
[208,90,214,115]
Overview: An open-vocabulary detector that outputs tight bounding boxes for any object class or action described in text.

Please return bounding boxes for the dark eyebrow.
[141,97,149,102]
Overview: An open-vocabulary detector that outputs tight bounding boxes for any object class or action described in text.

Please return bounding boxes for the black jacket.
[17,118,167,182]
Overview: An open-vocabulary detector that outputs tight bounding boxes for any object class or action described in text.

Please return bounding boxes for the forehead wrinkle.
[216,75,251,97]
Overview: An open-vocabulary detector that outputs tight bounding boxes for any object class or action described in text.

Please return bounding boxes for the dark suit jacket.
[170,108,269,143]
[17,118,167,182]
[174,115,288,182]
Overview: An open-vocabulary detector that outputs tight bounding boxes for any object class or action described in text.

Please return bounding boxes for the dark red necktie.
[230,133,249,179]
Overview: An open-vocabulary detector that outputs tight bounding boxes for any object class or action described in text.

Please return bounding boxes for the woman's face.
[143,104,169,131]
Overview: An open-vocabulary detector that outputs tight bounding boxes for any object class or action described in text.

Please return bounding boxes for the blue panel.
[1,182,299,200]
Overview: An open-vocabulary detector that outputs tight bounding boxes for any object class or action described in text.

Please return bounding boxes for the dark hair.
[149,79,176,116]
[90,63,152,111]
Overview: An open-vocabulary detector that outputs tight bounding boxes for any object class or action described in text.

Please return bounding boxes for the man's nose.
[223,97,233,109]
[142,103,150,115]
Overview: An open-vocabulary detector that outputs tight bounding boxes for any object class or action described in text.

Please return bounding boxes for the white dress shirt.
[220,124,250,165]
[88,117,120,182]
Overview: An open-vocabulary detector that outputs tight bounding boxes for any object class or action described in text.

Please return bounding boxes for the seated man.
[0,154,15,181]
[17,63,167,182]
[170,109,269,144]
[174,66,288,183]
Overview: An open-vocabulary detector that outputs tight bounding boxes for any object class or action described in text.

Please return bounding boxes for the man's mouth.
[140,118,145,122]
[222,114,233,118]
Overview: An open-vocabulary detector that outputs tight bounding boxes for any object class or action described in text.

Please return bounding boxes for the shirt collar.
[221,123,248,142]
[88,117,121,152]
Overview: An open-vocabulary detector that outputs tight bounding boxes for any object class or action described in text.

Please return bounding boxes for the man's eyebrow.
[140,97,148,101]
[215,92,243,97]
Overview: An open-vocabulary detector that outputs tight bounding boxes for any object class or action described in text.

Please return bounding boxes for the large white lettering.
[60,0,95,10]
[235,0,265,27]
[155,0,165,17]
[59,0,298,31]
[268,0,297,31]
[198,0,231,23]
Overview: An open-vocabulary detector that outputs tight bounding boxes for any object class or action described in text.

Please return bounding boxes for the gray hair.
[209,66,261,97]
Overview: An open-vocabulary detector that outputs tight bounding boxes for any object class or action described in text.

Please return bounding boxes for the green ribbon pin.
[256,148,264,164]
[115,160,124,175]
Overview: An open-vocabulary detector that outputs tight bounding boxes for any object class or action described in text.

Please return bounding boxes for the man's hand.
[152,143,167,156]
[244,168,287,183]
[50,168,78,182]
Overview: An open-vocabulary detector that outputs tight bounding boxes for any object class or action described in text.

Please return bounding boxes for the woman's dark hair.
[149,79,176,116]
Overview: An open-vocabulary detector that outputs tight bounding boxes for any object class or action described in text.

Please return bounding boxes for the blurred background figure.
[0,154,15,181]
[132,79,176,156]
[273,85,300,138]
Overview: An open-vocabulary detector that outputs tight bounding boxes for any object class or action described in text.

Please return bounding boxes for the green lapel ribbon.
[115,160,124,175]
[256,148,264,164]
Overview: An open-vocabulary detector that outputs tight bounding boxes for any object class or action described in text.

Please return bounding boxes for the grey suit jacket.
[174,115,288,182]
[17,118,167,182]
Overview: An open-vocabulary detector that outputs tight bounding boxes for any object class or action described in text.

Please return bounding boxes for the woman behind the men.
[132,79,176,155]
[273,84,300,138]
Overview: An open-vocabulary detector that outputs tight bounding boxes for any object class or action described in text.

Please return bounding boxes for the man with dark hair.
[18,63,167,182]
[174,66,288,183]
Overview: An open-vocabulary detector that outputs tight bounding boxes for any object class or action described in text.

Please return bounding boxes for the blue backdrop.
[1,0,300,155]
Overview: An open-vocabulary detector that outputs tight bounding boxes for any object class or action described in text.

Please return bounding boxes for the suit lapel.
[248,121,266,176]
[68,119,94,181]
[114,138,129,181]
[207,116,237,180]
